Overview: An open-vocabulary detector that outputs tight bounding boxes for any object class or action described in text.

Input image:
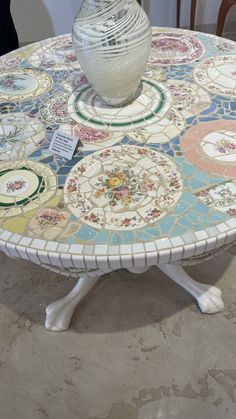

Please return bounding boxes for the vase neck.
[81,0,135,9]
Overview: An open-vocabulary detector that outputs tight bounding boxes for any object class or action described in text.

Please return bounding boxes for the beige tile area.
[0,248,236,419]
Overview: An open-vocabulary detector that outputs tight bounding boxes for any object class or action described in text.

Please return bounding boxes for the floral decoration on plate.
[40,92,71,124]
[27,35,80,70]
[64,145,183,231]
[28,207,70,240]
[149,31,205,65]
[195,181,236,217]
[194,55,236,98]
[166,79,211,118]
[0,160,56,218]
[0,68,53,102]
[181,120,236,178]
[59,121,123,150]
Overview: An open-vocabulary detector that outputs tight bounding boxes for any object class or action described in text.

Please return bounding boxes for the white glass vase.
[72,0,152,106]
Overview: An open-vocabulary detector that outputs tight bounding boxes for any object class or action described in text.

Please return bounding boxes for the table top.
[0,27,236,269]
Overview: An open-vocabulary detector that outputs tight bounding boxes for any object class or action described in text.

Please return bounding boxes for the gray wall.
[12,0,236,43]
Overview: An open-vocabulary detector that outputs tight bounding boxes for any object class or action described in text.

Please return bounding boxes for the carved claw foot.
[45,276,99,331]
[197,285,224,314]
[158,264,224,314]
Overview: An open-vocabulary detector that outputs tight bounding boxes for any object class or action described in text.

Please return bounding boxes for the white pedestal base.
[158,265,224,314]
[45,276,99,331]
[45,264,224,331]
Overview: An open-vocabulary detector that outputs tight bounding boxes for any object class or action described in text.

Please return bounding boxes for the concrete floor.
[0,247,236,419]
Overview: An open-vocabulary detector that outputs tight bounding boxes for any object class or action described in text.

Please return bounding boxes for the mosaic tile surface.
[0,27,236,266]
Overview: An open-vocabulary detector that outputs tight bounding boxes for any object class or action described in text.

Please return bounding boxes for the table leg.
[190,0,197,30]
[45,276,100,331]
[158,265,224,314]
[177,0,181,28]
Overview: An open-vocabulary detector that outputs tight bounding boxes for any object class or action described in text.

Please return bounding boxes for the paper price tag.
[49,130,82,160]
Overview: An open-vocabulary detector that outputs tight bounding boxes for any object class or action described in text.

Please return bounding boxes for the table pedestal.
[45,265,224,332]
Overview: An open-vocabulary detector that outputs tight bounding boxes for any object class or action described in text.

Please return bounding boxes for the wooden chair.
[216,0,236,36]
[177,0,197,30]
[137,0,198,30]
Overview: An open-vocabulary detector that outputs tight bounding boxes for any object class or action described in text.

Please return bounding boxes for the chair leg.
[216,0,236,37]
[177,0,181,28]
[190,0,197,30]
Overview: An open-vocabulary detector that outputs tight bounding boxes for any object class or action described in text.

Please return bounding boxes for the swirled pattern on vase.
[72,0,152,105]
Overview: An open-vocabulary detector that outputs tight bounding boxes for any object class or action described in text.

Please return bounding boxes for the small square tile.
[69,244,83,254]
[108,246,120,255]
[146,252,158,265]
[171,236,184,247]
[84,245,94,255]
[183,243,195,258]
[0,242,10,257]
[60,253,72,268]
[97,256,110,271]
[85,256,97,269]
[38,250,50,265]
[170,246,183,262]
[195,230,208,240]
[182,233,195,244]
[57,243,70,253]
[226,219,236,229]
[194,240,206,256]
[6,242,19,258]
[45,241,58,252]
[144,242,156,252]
[48,253,62,266]
[32,239,46,250]
[132,243,145,254]
[205,238,217,252]
[16,245,29,260]
[120,244,132,254]
[19,237,32,247]
[158,250,171,264]
[216,233,227,248]
[155,238,171,250]
[95,245,108,255]
[217,223,229,233]
[205,227,218,238]
[133,253,146,267]
[0,231,12,241]
[26,248,41,264]
[9,233,21,244]
[109,255,122,270]
[225,229,236,244]
[72,255,86,269]
[121,255,133,269]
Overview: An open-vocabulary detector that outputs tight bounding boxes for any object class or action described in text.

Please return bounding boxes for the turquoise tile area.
[69,187,230,245]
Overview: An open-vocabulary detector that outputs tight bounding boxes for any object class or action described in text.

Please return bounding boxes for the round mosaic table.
[0,28,236,332]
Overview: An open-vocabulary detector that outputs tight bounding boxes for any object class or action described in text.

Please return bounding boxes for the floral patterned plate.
[64,145,183,231]
[0,68,53,102]
[27,36,80,70]
[0,169,41,205]
[182,120,236,178]
[149,31,205,65]
[0,160,56,217]
[194,55,236,98]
